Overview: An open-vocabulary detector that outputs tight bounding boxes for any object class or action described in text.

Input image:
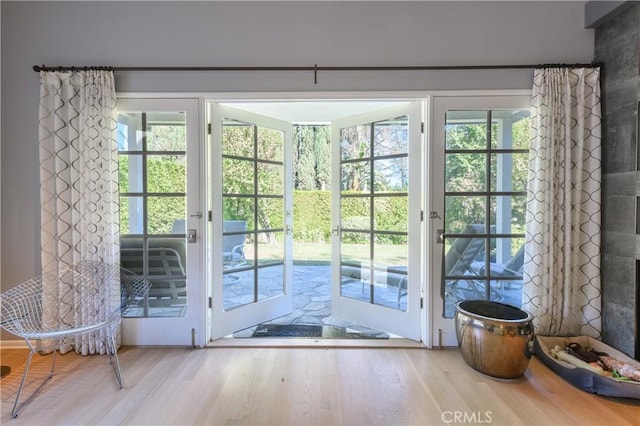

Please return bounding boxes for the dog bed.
[534,335,640,399]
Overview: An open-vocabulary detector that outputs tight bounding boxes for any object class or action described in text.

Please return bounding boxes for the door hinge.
[421,122,424,134]
[208,210,212,222]
[207,123,212,135]
[420,297,424,309]
[420,211,424,221]
[208,297,212,309]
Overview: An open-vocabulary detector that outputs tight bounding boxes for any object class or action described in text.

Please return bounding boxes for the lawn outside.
[248,241,408,266]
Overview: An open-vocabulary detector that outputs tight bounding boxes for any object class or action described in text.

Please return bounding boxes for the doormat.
[243,324,390,339]
[252,324,323,337]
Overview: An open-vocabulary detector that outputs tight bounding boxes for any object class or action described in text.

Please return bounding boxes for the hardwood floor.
[1,346,638,425]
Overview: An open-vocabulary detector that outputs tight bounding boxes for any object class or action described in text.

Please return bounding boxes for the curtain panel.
[39,70,119,354]
[523,67,602,337]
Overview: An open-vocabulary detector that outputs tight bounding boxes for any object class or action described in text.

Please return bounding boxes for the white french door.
[117,98,205,346]
[430,95,531,347]
[209,104,294,340]
[331,102,423,341]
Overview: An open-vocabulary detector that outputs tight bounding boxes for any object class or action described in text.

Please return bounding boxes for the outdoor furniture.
[341,264,408,308]
[223,220,247,269]
[120,238,187,306]
[476,245,524,285]
[0,261,151,418]
[471,244,524,302]
[223,220,247,283]
[443,224,491,302]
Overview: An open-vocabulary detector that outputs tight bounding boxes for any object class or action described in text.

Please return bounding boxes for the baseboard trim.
[1,340,31,349]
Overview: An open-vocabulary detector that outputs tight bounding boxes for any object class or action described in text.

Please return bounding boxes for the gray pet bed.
[535,335,640,400]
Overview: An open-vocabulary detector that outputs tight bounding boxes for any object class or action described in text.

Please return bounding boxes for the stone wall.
[594,1,640,358]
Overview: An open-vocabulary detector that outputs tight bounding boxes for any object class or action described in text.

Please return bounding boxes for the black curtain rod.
[32,63,602,72]
[32,62,602,84]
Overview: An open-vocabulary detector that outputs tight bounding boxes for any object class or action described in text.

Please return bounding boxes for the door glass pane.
[222,120,253,157]
[372,268,407,311]
[445,111,488,150]
[258,198,284,230]
[223,269,256,310]
[341,197,370,230]
[223,158,254,194]
[120,238,144,275]
[341,162,370,193]
[374,158,408,192]
[117,113,143,151]
[491,153,528,192]
[444,196,486,234]
[148,196,186,234]
[257,162,283,195]
[373,197,407,233]
[258,230,284,265]
[372,230,408,312]
[147,113,186,151]
[258,265,285,301]
[223,198,255,230]
[488,237,524,307]
[119,155,143,192]
[147,237,187,312]
[490,110,532,150]
[445,153,487,192]
[374,234,407,267]
[340,125,370,160]
[373,116,408,157]
[341,262,371,304]
[147,154,186,193]
[223,228,249,269]
[257,128,283,161]
[341,232,371,265]
[490,195,526,234]
[120,195,143,234]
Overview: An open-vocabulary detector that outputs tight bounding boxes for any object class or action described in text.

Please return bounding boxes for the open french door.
[209,104,294,340]
[331,102,423,341]
[117,98,205,346]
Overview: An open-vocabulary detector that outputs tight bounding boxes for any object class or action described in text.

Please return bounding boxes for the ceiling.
[219,100,408,124]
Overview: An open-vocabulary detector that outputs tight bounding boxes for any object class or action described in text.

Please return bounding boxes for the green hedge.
[292,191,407,244]
[121,159,408,244]
[223,190,408,244]
[292,191,332,242]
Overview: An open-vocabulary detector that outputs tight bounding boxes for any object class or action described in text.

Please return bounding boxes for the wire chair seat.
[0,260,151,418]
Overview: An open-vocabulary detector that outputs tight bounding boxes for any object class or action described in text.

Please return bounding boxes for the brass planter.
[455,300,534,379]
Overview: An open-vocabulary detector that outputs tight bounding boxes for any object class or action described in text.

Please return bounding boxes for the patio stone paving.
[232,264,403,337]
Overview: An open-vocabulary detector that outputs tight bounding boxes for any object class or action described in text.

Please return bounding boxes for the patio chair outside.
[223,220,247,284]
[120,238,187,306]
[223,220,247,269]
[475,244,525,299]
[443,224,491,302]
[476,244,524,277]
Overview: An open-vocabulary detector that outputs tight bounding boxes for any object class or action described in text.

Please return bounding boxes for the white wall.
[1,1,593,289]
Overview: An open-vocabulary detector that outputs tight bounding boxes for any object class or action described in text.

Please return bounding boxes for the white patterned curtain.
[523,67,602,338]
[39,70,120,354]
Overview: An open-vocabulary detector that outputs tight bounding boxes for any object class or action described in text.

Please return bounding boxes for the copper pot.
[455,300,534,379]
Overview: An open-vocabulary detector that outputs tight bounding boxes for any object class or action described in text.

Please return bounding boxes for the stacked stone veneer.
[594,1,640,359]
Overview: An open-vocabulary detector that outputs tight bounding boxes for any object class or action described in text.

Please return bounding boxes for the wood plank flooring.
[1,346,638,425]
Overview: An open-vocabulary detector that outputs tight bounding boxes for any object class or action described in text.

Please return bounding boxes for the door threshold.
[207,337,425,349]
